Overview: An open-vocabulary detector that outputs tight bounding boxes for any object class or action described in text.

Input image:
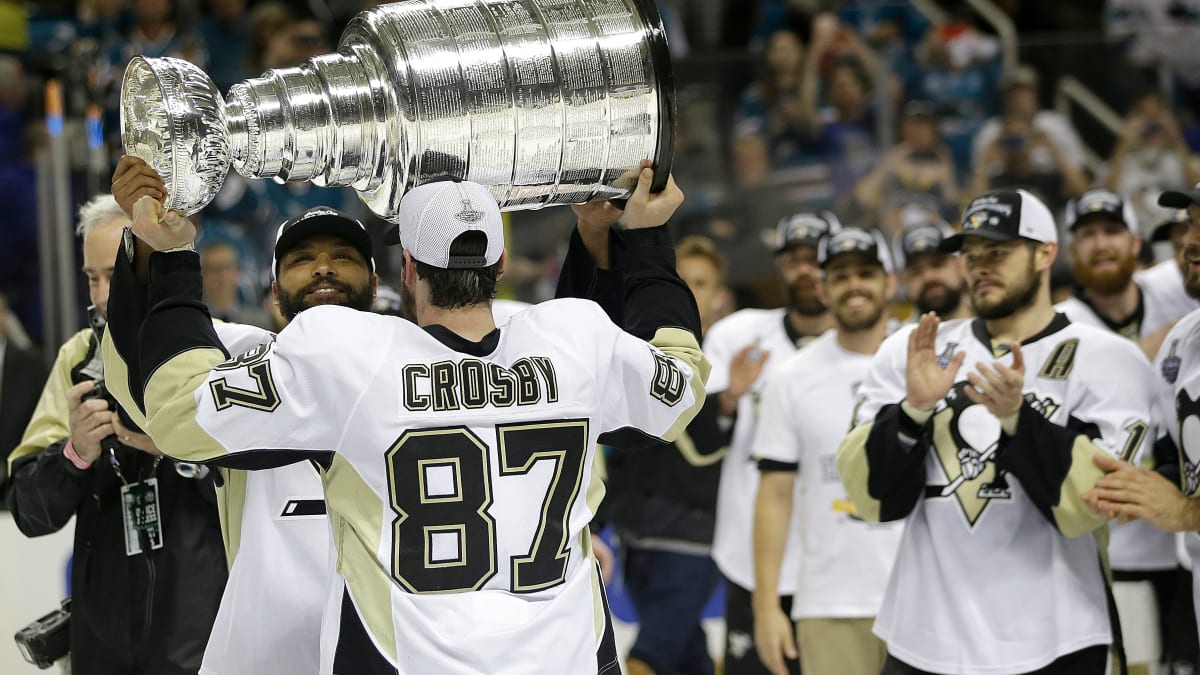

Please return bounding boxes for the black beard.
[277,278,374,321]
[788,284,826,316]
[399,281,417,323]
[917,282,965,318]
[972,258,1040,320]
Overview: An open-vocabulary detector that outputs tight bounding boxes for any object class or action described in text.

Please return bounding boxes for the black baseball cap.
[819,227,894,273]
[894,219,956,268]
[1150,209,1189,243]
[272,207,375,278]
[774,211,841,254]
[940,189,1058,253]
[1159,183,1200,210]
[1064,189,1137,233]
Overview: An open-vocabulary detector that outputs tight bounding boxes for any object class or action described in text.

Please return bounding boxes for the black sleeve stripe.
[757,458,799,473]
[140,251,229,393]
[611,226,702,342]
[995,401,1078,528]
[199,448,335,471]
[598,426,671,449]
[554,228,625,324]
[105,248,151,414]
[865,403,930,521]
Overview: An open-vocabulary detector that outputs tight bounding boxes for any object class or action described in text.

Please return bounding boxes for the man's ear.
[403,250,417,287]
[495,251,507,281]
[271,280,279,305]
[1036,241,1058,272]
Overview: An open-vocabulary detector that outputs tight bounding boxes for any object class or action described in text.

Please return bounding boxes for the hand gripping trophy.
[120,0,675,219]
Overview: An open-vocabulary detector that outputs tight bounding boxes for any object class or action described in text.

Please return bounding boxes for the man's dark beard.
[1072,251,1137,296]
[277,278,374,320]
[972,255,1040,320]
[788,283,826,316]
[399,281,417,323]
[833,293,885,332]
[918,282,965,318]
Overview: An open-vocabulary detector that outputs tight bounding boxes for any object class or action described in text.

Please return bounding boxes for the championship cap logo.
[456,197,484,224]
[1163,339,1181,384]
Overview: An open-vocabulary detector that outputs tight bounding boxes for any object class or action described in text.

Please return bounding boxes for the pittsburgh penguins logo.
[927,381,1012,526]
[1176,388,1200,497]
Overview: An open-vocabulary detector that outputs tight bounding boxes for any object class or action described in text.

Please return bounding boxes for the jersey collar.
[970,312,1071,358]
[1072,285,1144,340]
[782,312,822,349]
[422,324,501,357]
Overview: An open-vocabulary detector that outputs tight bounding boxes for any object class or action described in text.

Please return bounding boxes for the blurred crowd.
[0,0,1198,345]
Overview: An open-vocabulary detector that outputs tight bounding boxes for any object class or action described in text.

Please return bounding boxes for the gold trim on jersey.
[1050,436,1111,538]
[675,430,727,467]
[650,327,711,442]
[215,468,249,567]
[835,423,882,522]
[1038,339,1079,380]
[325,453,397,663]
[143,347,230,462]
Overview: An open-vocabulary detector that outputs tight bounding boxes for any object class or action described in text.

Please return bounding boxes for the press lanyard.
[111,448,165,557]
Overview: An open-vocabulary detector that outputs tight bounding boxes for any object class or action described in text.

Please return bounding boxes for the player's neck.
[1080,281,1139,325]
[835,315,889,355]
[983,295,1057,346]
[786,309,832,338]
[415,303,497,342]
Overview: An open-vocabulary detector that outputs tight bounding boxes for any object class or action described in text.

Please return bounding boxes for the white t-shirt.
[845,315,1154,674]
[753,331,903,619]
[706,308,819,591]
[1135,260,1200,331]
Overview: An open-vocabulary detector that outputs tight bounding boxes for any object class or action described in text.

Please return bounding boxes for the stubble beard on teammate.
[917,281,965,317]
[1183,241,1200,299]
[971,255,1041,321]
[832,290,886,332]
[788,279,827,317]
[277,278,374,321]
[1072,249,1137,296]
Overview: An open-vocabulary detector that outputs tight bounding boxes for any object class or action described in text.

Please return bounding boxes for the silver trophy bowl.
[121,0,675,219]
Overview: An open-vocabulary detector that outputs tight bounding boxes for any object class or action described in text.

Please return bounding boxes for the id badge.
[121,478,165,557]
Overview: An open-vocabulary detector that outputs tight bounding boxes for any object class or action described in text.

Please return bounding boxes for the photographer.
[6,195,226,675]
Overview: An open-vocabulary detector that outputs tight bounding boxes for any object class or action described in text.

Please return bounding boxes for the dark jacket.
[0,341,48,493]
[6,328,226,675]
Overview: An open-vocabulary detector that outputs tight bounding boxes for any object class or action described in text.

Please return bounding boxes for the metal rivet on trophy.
[120,0,676,219]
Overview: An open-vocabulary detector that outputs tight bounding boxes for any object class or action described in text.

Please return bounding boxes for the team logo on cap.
[301,208,339,220]
[904,226,942,253]
[962,200,1012,231]
[455,197,484,224]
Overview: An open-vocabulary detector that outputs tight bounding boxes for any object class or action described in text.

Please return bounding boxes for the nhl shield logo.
[1163,340,1181,384]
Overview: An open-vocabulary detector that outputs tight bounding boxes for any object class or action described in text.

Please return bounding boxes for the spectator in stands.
[970,113,1089,213]
[735,28,813,167]
[972,65,1087,181]
[905,18,1002,174]
[854,100,959,235]
[197,0,250,92]
[837,0,930,76]
[246,1,293,74]
[199,239,273,329]
[0,290,48,498]
[1107,88,1200,234]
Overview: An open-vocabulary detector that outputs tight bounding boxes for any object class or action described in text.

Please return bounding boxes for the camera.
[14,598,71,669]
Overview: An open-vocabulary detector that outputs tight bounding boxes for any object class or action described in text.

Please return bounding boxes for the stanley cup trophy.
[120,0,675,219]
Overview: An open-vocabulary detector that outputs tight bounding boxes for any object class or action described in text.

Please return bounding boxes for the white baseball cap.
[384,181,504,269]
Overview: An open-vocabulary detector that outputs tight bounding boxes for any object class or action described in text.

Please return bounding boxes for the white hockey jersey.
[753,331,903,620]
[1136,260,1200,328]
[109,299,708,674]
[1056,288,1179,570]
[706,308,820,592]
[839,314,1154,674]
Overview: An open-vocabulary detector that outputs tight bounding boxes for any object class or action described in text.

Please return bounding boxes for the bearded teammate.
[838,189,1155,674]
[1088,185,1200,647]
[103,170,708,674]
[109,155,381,675]
[752,229,904,675]
[1054,187,1188,671]
[707,211,837,675]
[893,217,972,321]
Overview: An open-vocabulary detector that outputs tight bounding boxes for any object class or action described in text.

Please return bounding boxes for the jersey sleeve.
[753,366,802,470]
[837,325,930,522]
[103,250,373,470]
[996,336,1156,538]
[596,309,710,446]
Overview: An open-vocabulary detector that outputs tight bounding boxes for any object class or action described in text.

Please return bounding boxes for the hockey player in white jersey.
[1087,187,1200,646]
[838,189,1156,674]
[103,170,708,675]
[707,211,837,675]
[1054,188,1189,672]
[752,228,904,675]
[109,156,383,675]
